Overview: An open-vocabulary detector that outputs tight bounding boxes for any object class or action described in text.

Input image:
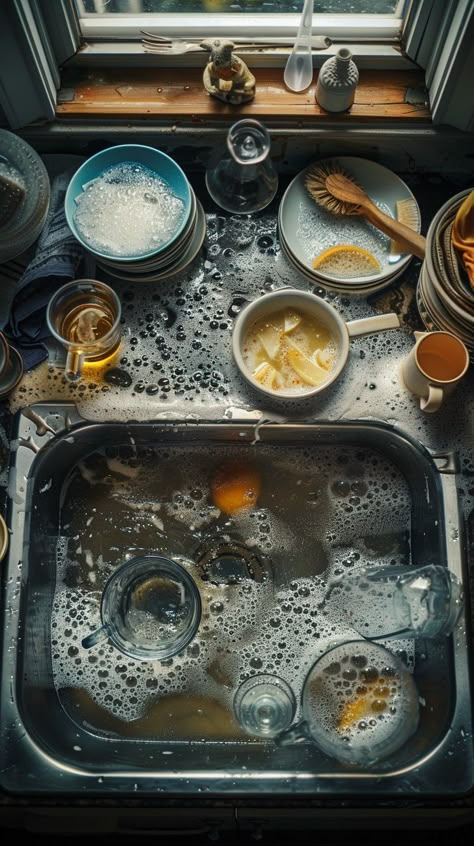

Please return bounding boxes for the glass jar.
[205,119,278,215]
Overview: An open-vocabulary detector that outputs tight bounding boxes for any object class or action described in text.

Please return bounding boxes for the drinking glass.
[325,564,463,640]
[46,279,122,381]
[82,555,201,661]
[276,640,419,767]
[234,674,296,738]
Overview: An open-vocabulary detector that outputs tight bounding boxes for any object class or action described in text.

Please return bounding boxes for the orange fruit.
[210,461,261,515]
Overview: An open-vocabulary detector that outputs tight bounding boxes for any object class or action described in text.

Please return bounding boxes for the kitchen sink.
[0,403,472,796]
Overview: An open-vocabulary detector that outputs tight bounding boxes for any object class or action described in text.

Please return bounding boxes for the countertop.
[0,168,473,822]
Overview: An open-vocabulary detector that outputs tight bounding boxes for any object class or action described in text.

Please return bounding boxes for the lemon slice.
[258,325,280,360]
[283,310,302,333]
[312,348,331,370]
[253,362,274,384]
[253,361,283,390]
[287,348,328,386]
[312,245,381,278]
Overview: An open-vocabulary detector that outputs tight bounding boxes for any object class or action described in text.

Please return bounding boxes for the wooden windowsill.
[57,67,430,123]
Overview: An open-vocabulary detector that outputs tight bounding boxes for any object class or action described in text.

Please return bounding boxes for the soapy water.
[51,442,414,732]
[73,163,186,257]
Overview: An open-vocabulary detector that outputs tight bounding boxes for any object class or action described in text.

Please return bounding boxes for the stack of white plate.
[96,187,206,284]
[0,129,50,264]
[278,156,421,296]
[417,188,474,355]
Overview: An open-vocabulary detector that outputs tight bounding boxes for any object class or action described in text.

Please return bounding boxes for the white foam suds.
[73,162,186,257]
[50,443,414,728]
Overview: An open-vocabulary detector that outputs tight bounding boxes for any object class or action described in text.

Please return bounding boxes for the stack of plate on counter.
[0,129,50,264]
[65,145,206,284]
[95,185,206,284]
[278,156,421,296]
[417,188,474,356]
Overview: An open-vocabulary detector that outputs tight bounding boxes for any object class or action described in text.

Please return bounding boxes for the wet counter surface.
[0,172,473,815]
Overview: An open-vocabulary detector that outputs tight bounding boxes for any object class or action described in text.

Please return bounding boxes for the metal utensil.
[284,0,314,92]
[142,40,209,55]
[141,30,331,53]
[140,29,332,50]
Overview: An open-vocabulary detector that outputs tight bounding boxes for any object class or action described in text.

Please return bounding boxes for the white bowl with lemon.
[232,289,401,401]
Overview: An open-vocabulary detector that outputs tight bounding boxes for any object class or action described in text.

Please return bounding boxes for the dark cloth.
[1,171,94,370]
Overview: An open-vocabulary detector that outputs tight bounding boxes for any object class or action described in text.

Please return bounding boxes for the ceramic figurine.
[201,39,256,105]
[315,47,359,113]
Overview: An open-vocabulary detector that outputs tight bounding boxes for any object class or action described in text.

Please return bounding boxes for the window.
[74,0,409,42]
[1,0,473,130]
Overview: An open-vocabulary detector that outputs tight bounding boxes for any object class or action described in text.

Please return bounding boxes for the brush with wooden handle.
[305,162,426,260]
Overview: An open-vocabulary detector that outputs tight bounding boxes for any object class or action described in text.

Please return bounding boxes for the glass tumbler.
[233,674,296,738]
[276,640,419,767]
[82,555,201,661]
[205,119,278,215]
[46,278,122,381]
[326,564,463,640]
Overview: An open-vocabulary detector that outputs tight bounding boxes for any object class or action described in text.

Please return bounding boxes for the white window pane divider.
[79,13,403,42]
[72,40,412,71]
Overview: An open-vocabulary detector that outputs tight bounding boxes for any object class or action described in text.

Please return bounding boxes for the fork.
[141,31,331,52]
[142,40,209,54]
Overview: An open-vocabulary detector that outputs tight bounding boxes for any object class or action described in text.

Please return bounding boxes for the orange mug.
[401,330,469,413]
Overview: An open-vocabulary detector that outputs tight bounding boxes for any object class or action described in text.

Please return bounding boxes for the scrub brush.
[389,198,421,259]
[0,171,25,229]
[305,161,426,260]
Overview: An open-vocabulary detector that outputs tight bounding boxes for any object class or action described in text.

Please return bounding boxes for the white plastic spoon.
[284,0,314,92]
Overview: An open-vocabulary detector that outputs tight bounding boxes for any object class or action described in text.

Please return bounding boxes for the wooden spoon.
[326,172,426,260]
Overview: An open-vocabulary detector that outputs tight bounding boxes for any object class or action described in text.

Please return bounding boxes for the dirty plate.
[279,225,407,297]
[279,156,421,294]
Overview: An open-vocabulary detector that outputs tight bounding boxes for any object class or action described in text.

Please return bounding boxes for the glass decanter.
[205,119,278,215]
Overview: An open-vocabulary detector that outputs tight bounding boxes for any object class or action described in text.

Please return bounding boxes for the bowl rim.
[64,144,192,262]
[231,288,350,401]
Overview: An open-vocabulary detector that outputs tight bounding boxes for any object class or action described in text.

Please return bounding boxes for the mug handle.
[274,719,311,746]
[346,313,400,338]
[66,349,85,381]
[82,624,109,650]
[420,384,444,413]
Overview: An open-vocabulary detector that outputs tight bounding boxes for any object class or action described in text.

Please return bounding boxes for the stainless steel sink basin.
[1,403,472,796]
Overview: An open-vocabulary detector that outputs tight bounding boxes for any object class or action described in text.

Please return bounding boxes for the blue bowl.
[65,144,192,262]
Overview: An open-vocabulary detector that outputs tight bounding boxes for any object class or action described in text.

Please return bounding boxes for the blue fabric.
[2,171,95,370]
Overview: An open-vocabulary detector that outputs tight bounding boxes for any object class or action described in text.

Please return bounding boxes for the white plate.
[278,156,420,288]
[418,264,473,347]
[279,226,406,297]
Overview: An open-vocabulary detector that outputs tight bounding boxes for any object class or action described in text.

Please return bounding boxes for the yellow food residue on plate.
[312,244,381,278]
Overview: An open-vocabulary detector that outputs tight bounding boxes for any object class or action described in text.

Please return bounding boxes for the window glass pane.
[76,1,400,14]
